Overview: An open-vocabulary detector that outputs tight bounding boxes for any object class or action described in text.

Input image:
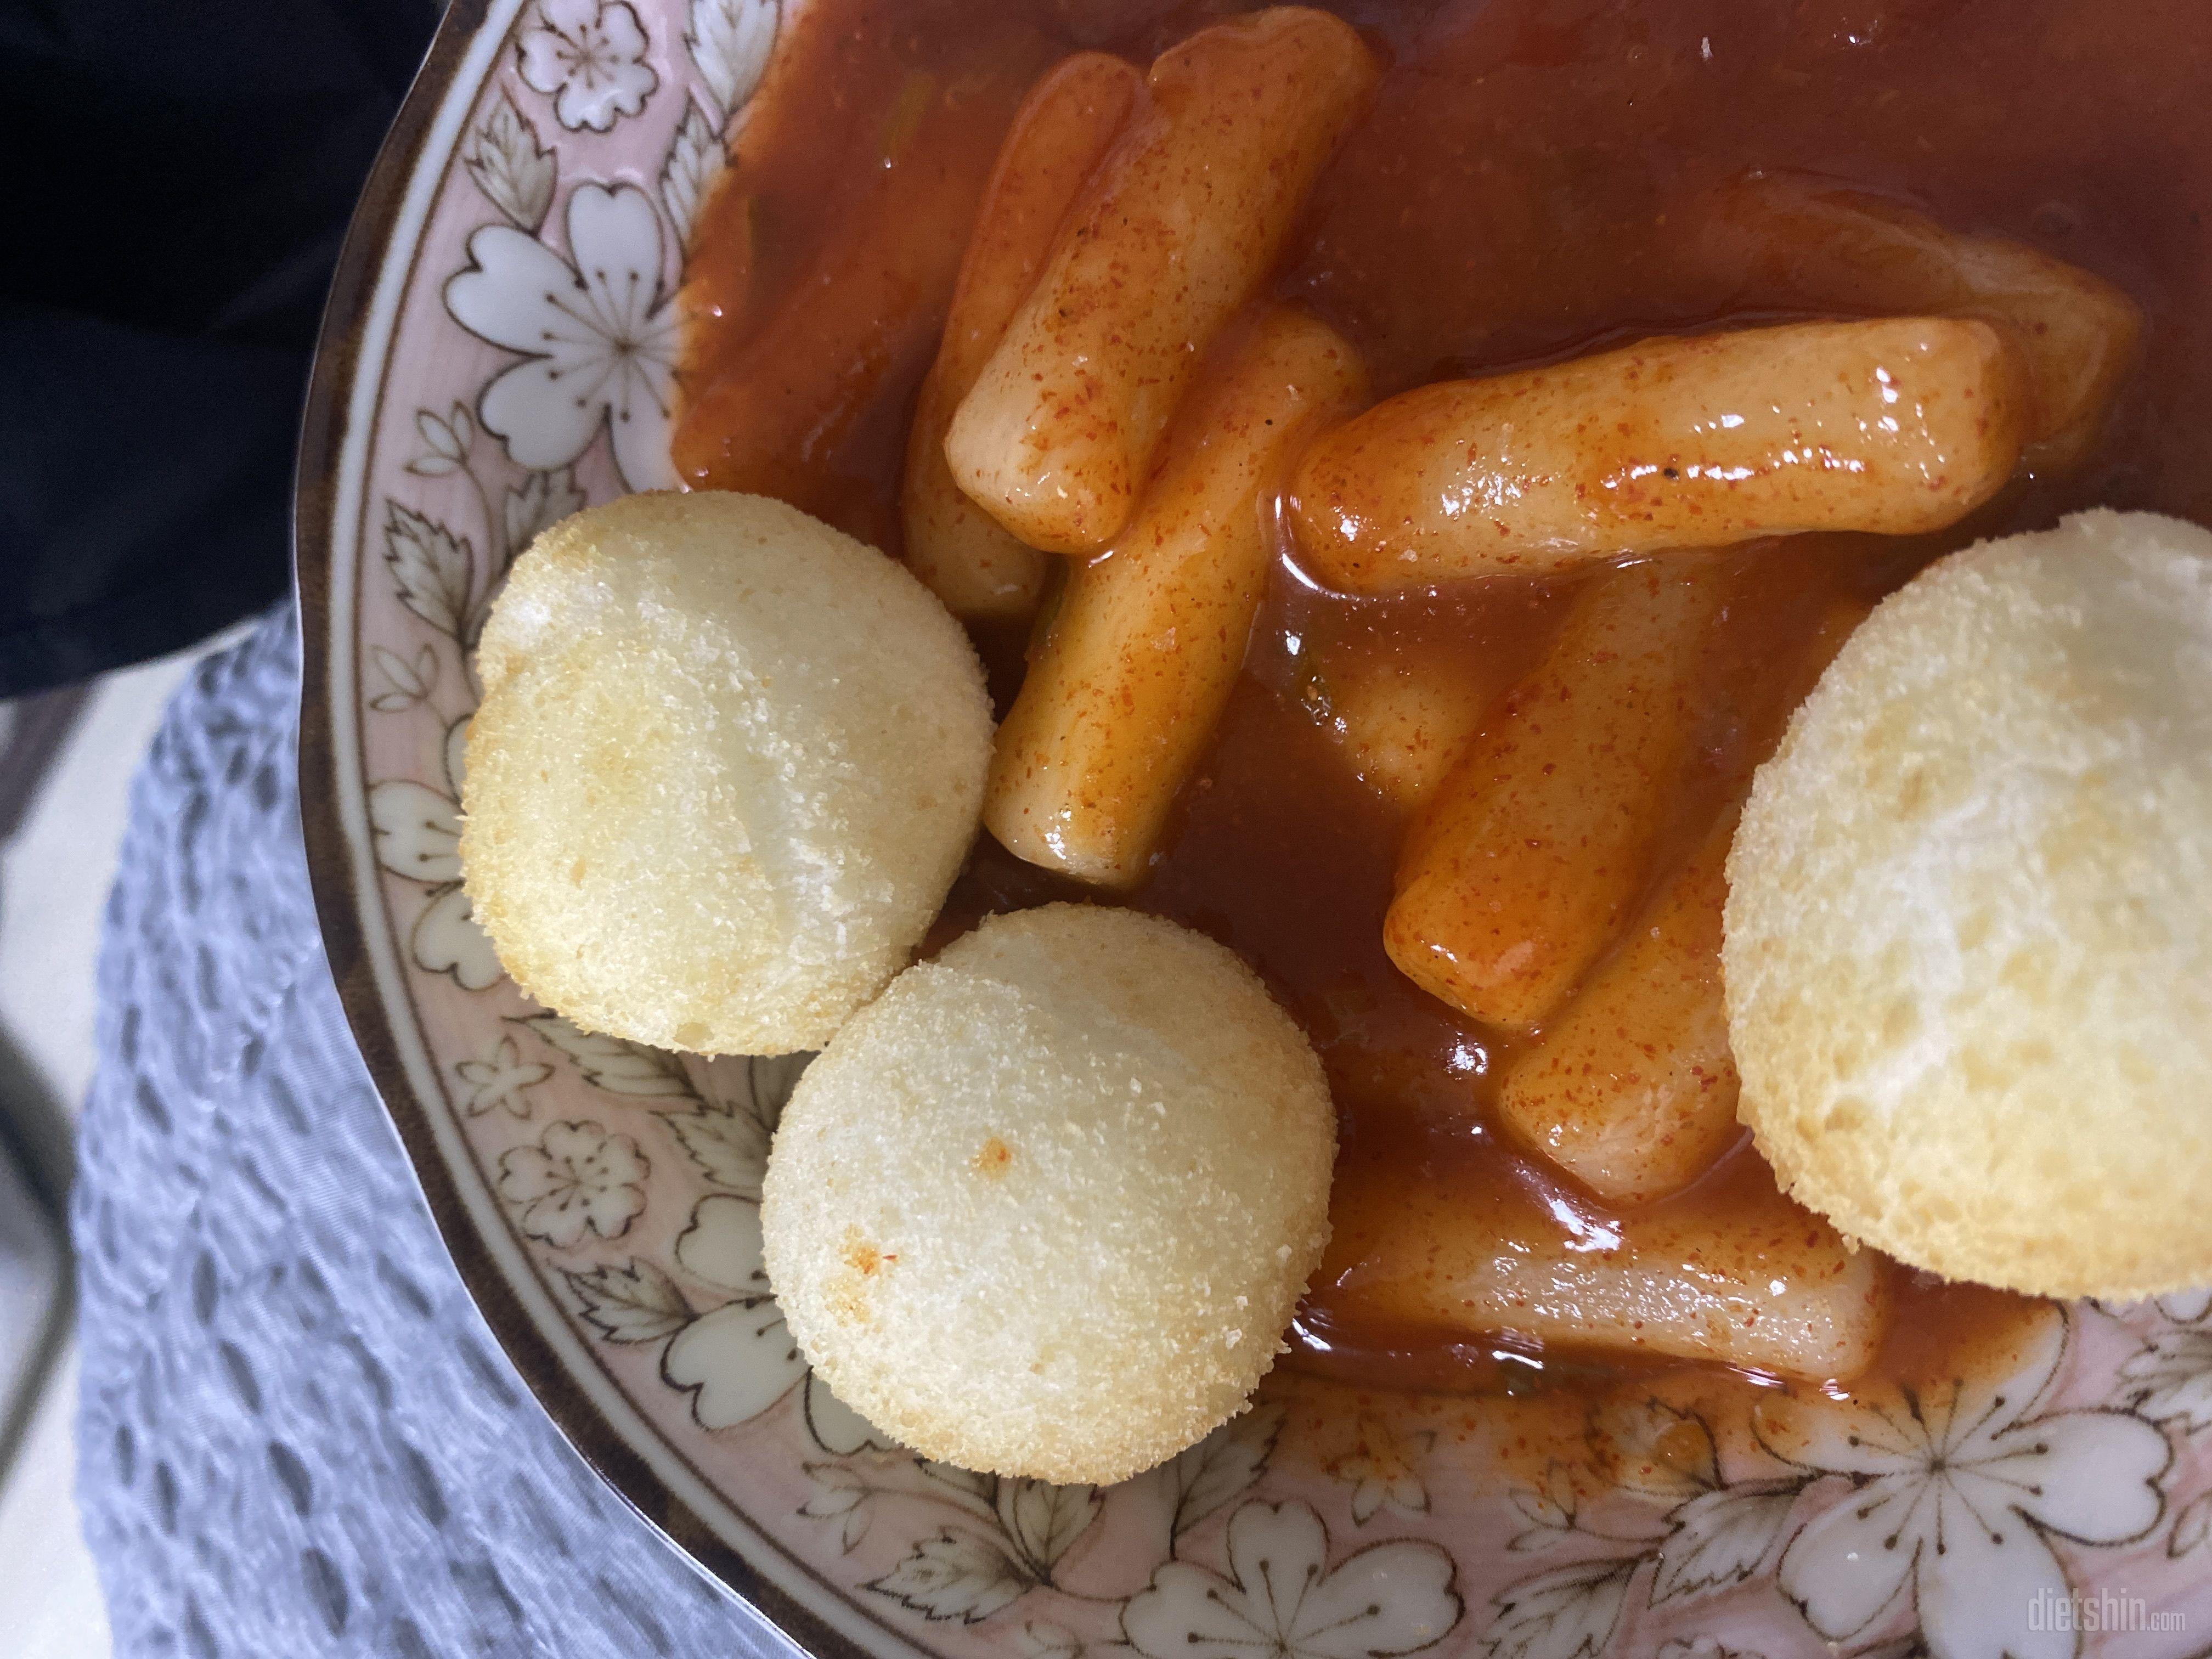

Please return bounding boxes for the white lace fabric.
[72,609,792,1657]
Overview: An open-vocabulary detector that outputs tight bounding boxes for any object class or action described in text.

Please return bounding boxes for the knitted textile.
[72,608,797,1658]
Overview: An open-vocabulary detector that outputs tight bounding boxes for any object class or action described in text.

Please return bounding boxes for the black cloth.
[0,0,441,696]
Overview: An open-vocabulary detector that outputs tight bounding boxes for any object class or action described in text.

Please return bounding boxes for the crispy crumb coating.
[1726,510,2212,1299]
[762,904,1336,1483]
[460,491,991,1056]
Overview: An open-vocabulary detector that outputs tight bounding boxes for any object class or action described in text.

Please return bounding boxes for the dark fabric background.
[0,0,441,697]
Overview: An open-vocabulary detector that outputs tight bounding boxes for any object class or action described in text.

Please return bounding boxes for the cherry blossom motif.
[805,1373,890,1457]
[2171,1489,2212,1558]
[456,1035,554,1119]
[661,1194,888,1449]
[445,181,677,492]
[2154,1289,2212,1325]
[367,777,462,882]
[1769,1315,2169,1659]
[2094,1288,2212,1328]
[496,1120,649,1248]
[517,0,659,132]
[366,716,503,990]
[1124,1500,1460,1659]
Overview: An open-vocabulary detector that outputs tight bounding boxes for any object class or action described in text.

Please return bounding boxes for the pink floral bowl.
[295,3,2212,1656]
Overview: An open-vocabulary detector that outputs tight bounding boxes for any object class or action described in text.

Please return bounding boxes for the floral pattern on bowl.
[296,3,2212,1656]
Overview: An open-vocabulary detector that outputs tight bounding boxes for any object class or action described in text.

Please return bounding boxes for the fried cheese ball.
[761,904,1335,1483]
[461,492,991,1056]
[1726,510,2212,1299]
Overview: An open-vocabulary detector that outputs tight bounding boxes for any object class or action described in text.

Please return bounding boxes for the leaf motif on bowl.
[869,1530,1035,1626]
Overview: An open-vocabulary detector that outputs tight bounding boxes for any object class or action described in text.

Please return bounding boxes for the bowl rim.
[291,4,887,1651]
[287,9,2212,1658]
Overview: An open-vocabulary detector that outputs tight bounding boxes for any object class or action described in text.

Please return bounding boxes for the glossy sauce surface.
[678,0,2212,1405]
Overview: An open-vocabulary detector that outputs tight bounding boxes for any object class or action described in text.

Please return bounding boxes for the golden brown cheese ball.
[761,904,1336,1483]
[461,492,991,1056]
[1725,510,2212,1299]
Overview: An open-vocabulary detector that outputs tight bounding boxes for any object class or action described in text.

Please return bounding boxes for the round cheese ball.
[1725,509,2212,1299]
[460,492,991,1056]
[761,904,1336,1483]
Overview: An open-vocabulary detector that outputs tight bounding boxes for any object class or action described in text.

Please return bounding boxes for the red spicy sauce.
[677,0,2212,1408]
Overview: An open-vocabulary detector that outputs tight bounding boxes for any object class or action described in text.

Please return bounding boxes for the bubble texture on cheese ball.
[1725,510,2212,1299]
[761,904,1336,1484]
[460,492,991,1056]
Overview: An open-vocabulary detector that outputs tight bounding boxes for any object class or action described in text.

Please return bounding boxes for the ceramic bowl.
[296,3,2212,1655]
